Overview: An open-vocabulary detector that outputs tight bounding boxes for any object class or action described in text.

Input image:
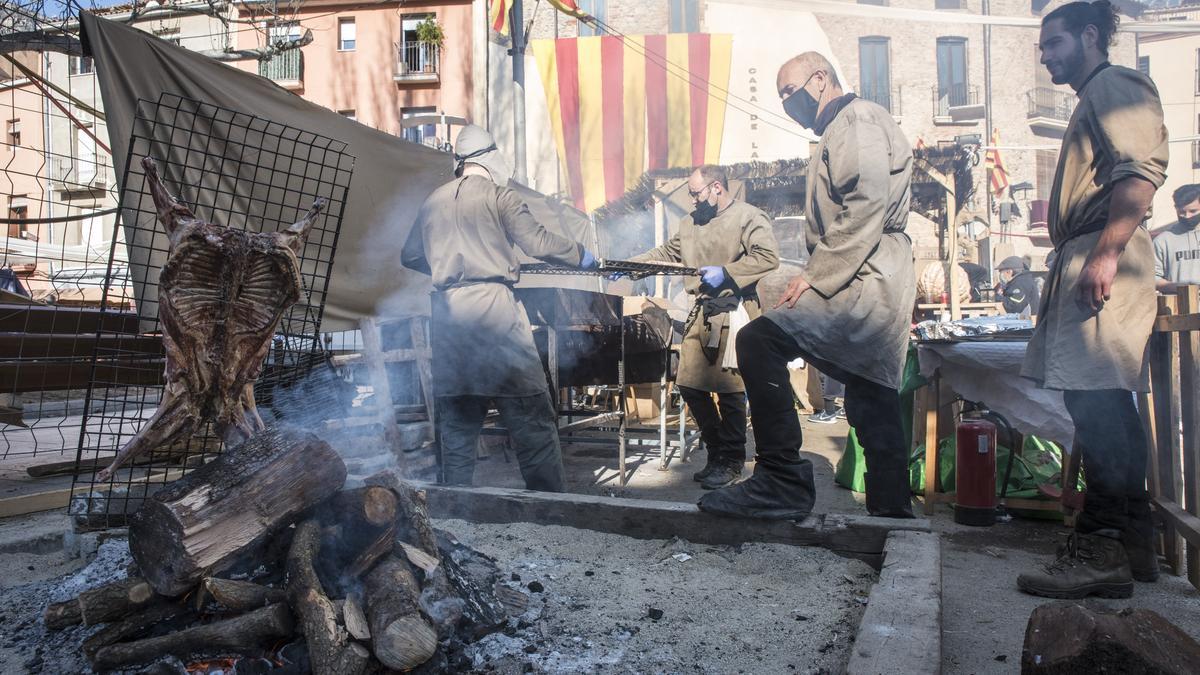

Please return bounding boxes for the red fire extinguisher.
[955,409,998,526]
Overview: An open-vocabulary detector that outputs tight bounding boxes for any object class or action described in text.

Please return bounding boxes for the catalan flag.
[547,0,589,19]
[985,128,1010,200]
[532,34,733,212]
[489,0,509,35]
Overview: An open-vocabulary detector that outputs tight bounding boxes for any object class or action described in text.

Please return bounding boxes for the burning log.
[89,603,293,671]
[286,519,372,675]
[203,578,287,613]
[44,576,160,630]
[363,556,438,671]
[129,427,346,596]
[82,603,194,662]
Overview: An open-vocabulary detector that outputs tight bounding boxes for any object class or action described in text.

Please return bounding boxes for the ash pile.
[43,429,518,673]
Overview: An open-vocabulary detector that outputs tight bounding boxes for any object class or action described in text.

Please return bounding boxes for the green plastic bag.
[834,346,926,493]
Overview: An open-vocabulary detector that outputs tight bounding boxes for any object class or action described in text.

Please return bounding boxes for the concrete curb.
[848,530,943,675]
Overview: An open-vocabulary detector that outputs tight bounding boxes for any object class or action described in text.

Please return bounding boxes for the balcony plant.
[415,18,444,73]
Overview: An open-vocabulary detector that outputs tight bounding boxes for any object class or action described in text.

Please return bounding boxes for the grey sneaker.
[807,411,837,424]
[835,407,846,420]
[1017,530,1134,599]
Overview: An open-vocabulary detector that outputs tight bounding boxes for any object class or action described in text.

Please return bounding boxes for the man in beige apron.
[1016,2,1168,599]
[699,51,916,520]
[401,126,598,491]
[626,166,779,489]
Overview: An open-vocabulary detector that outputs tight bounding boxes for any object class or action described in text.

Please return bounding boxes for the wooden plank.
[0,333,163,359]
[360,317,406,472]
[1150,295,1186,573]
[0,469,185,518]
[0,358,164,393]
[416,483,931,567]
[922,380,939,516]
[0,304,140,334]
[1153,498,1200,548]
[1178,286,1200,589]
[1155,313,1200,333]
[847,531,941,675]
[409,317,436,427]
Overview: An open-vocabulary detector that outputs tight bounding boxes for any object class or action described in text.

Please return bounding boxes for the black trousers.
[678,386,748,465]
[436,392,566,492]
[735,317,908,475]
[1062,389,1150,534]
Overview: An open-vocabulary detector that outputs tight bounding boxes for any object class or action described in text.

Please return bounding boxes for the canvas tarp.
[79,13,596,331]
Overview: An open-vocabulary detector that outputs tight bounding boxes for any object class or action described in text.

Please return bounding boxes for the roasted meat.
[96,157,326,481]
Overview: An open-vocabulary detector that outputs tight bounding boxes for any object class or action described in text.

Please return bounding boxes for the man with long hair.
[1019,1,1169,598]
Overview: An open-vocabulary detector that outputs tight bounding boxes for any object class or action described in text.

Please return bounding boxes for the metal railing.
[259,48,302,84]
[861,84,902,115]
[1026,87,1075,123]
[933,83,979,117]
[1193,140,1200,169]
[50,156,106,189]
[395,42,440,80]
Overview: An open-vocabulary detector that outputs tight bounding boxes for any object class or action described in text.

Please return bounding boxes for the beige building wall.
[235,0,476,143]
[503,0,1145,272]
[1139,6,1200,229]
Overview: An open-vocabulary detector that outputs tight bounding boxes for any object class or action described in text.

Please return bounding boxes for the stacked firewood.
[45,427,509,672]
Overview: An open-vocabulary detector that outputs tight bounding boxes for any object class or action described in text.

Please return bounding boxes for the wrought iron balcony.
[50,156,107,191]
[933,84,983,121]
[1026,87,1074,132]
[394,42,440,82]
[860,84,902,116]
[259,49,303,88]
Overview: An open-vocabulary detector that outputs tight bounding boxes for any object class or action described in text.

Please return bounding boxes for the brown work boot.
[1017,530,1134,599]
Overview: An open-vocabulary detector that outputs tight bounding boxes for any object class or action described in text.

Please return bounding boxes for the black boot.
[700,460,743,490]
[692,451,721,482]
[1124,499,1160,583]
[864,469,915,519]
[697,460,815,520]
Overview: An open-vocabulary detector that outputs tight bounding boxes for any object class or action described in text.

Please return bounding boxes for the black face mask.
[1180,213,1200,229]
[782,88,820,130]
[693,200,718,224]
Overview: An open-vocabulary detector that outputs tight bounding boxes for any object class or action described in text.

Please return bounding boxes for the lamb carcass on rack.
[96,157,326,481]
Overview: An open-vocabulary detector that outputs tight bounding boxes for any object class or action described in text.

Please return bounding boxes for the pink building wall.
[1,56,48,238]
[235,0,475,139]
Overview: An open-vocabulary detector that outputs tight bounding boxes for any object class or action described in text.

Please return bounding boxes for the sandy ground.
[475,416,1200,673]
[0,414,1199,673]
[438,518,874,675]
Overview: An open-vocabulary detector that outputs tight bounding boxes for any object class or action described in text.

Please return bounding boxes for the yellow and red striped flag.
[532,34,733,212]
[985,128,1010,200]
[489,0,510,35]
[547,0,589,19]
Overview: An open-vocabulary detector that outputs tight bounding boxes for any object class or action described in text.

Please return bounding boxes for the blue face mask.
[1180,213,1200,229]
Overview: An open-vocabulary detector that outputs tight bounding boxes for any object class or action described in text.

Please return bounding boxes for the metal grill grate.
[68,93,354,528]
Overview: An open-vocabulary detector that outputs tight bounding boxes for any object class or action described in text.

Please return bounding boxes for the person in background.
[698,51,916,520]
[1018,0,1168,599]
[623,165,780,490]
[807,372,844,424]
[959,261,991,302]
[401,125,599,492]
[1153,183,1200,292]
[996,256,1041,317]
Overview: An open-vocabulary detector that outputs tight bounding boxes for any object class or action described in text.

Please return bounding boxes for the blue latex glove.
[580,249,599,270]
[607,272,626,282]
[699,265,726,288]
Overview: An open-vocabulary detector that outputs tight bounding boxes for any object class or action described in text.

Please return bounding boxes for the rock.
[527,581,544,593]
[511,573,521,582]
[1022,602,1200,675]
[647,608,664,621]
